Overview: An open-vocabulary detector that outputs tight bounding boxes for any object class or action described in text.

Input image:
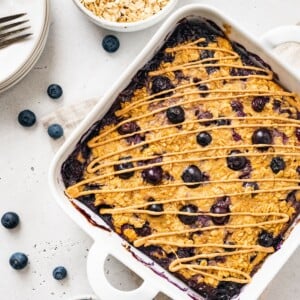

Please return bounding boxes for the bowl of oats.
[73,0,178,32]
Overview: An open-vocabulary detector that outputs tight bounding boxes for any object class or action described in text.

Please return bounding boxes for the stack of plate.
[0,0,50,94]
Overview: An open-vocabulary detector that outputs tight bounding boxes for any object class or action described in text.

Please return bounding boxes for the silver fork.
[0,13,32,49]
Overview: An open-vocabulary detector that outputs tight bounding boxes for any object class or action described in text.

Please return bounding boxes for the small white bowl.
[72,0,178,32]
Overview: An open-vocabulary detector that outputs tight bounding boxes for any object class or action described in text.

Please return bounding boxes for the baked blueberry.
[114,157,134,179]
[47,84,63,99]
[251,128,272,151]
[196,132,212,146]
[217,281,241,298]
[102,35,120,53]
[118,121,140,135]
[47,124,64,139]
[181,165,203,188]
[52,266,67,280]
[258,230,274,247]
[226,150,247,171]
[147,198,164,216]
[295,128,300,141]
[270,157,285,174]
[142,166,163,185]
[166,106,185,124]
[216,118,231,126]
[251,96,269,112]
[151,76,174,95]
[1,212,19,229]
[178,204,198,225]
[231,100,245,117]
[9,252,28,270]
[210,197,230,225]
[18,110,36,127]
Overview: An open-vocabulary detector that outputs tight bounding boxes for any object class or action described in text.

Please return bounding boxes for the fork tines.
[0,13,32,49]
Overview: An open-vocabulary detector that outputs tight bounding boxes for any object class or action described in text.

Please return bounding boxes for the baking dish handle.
[260,25,300,77]
[87,241,159,300]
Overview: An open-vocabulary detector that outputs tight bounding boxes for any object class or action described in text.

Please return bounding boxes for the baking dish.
[49,4,300,300]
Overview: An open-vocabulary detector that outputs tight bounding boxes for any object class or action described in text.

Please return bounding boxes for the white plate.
[0,0,48,88]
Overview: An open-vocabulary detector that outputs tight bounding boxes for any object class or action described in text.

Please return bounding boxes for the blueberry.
[226,150,247,171]
[210,196,230,225]
[9,252,28,270]
[151,76,174,95]
[270,157,286,174]
[217,281,242,298]
[258,230,274,247]
[142,166,163,185]
[166,106,185,124]
[295,128,300,141]
[47,124,64,139]
[216,118,231,126]
[1,212,19,229]
[18,110,36,127]
[178,204,198,225]
[181,165,203,188]
[251,96,269,112]
[102,35,120,53]
[47,84,63,99]
[251,128,272,151]
[196,132,212,147]
[114,157,134,179]
[211,289,230,300]
[147,198,163,216]
[118,121,140,135]
[52,266,67,280]
[231,100,245,117]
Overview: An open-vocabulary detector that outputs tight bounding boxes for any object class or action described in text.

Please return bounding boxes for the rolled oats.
[81,0,170,23]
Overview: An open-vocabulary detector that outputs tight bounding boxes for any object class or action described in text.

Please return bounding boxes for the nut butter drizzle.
[65,36,300,284]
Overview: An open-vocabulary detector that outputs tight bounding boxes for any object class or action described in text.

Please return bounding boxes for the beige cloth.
[41,98,98,151]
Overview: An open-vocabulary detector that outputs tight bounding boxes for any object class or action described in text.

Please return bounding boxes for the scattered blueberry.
[196,132,212,147]
[147,198,163,216]
[142,166,163,185]
[18,110,36,127]
[178,204,198,225]
[114,157,134,179]
[47,124,64,139]
[251,96,269,112]
[210,196,230,225]
[53,266,67,280]
[9,252,28,270]
[118,121,140,135]
[166,106,185,124]
[47,84,63,99]
[270,157,286,174]
[102,35,120,53]
[251,128,273,151]
[258,230,274,247]
[181,165,203,188]
[151,76,174,96]
[1,212,19,229]
[226,150,247,171]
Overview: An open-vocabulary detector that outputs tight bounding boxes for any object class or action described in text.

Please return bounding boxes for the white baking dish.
[49,5,300,300]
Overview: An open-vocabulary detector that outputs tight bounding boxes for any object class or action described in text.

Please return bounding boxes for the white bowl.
[72,0,178,32]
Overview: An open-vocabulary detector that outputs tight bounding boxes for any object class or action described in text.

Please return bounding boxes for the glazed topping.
[63,23,300,292]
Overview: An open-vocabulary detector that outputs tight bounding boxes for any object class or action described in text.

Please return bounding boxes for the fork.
[0,13,32,49]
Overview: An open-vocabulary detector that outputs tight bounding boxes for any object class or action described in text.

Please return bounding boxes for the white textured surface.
[0,0,299,299]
